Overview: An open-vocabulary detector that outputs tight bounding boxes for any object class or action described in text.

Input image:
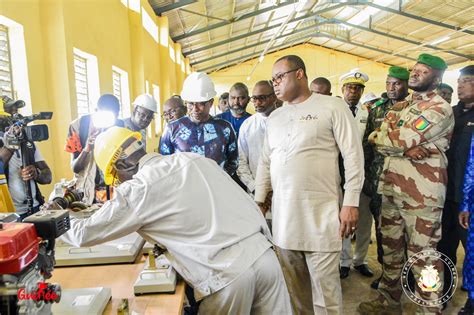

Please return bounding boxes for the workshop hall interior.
[0,0,473,314]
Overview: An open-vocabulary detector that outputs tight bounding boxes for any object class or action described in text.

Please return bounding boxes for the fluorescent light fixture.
[246,76,251,81]
[258,55,265,62]
[430,36,450,45]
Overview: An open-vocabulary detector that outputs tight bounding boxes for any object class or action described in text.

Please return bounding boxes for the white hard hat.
[181,72,216,102]
[132,94,158,113]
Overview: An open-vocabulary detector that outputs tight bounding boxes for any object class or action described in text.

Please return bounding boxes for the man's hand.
[404,146,430,161]
[84,128,100,152]
[340,206,359,238]
[368,129,380,144]
[459,212,470,229]
[21,165,38,181]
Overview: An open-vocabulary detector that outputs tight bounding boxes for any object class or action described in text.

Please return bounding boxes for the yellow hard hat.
[94,127,142,185]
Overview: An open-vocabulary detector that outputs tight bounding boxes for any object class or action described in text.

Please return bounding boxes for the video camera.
[2,112,53,148]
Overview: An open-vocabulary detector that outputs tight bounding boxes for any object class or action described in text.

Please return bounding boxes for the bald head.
[163,96,186,123]
[310,77,332,96]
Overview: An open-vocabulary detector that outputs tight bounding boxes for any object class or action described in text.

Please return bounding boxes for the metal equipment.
[0,209,70,315]
[133,250,177,295]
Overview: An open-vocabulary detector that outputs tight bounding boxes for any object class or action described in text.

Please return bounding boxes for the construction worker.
[159,72,238,177]
[124,93,158,148]
[65,94,124,204]
[61,126,292,314]
[358,53,454,314]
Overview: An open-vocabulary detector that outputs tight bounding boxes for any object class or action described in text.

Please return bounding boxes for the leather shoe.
[340,266,350,279]
[370,277,380,289]
[354,264,374,277]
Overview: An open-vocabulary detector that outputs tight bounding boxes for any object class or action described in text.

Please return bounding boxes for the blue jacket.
[461,132,474,213]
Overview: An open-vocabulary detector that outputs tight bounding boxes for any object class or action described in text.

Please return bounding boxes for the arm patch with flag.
[414,115,430,131]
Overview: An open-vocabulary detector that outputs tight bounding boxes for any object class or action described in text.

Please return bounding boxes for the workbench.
[50,256,185,314]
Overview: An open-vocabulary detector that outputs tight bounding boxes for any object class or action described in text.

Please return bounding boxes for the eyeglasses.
[161,108,178,118]
[185,101,209,109]
[271,68,300,84]
[250,93,275,102]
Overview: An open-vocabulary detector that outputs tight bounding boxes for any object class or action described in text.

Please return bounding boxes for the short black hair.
[275,55,307,78]
[230,83,249,96]
[219,92,229,100]
[254,80,274,92]
[311,77,331,90]
[437,83,453,93]
[460,65,474,76]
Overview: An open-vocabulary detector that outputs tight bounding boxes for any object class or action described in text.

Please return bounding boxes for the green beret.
[417,53,447,70]
[438,83,453,92]
[388,66,409,80]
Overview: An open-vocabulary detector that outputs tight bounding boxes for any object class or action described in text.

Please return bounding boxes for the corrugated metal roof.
[149,0,473,72]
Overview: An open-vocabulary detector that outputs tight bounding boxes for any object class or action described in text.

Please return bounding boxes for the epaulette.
[371,98,386,110]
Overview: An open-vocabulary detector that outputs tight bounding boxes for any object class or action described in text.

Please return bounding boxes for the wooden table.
[50,256,185,315]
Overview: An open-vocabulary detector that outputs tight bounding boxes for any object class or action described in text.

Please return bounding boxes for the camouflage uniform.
[371,91,454,314]
[362,97,395,264]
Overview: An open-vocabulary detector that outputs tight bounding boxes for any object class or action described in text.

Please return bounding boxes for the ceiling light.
[430,36,450,45]
[246,76,251,81]
[258,55,265,62]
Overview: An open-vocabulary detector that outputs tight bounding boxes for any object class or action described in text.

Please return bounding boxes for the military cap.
[1,95,25,110]
[460,65,474,76]
[438,83,453,92]
[416,53,447,70]
[388,66,409,80]
[339,70,369,86]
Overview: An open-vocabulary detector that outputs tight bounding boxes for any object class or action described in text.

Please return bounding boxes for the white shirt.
[354,102,369,140]
[8,147,44,213]
[237,113,268,193]
[254,93,364,252]
[61,152,272,300]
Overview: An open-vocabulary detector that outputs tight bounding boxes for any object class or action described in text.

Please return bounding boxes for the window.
[0,25,14,99]
[73,54,90,116]
[112,66,130,118]
[73,48,100,117]
[152,84,161,134]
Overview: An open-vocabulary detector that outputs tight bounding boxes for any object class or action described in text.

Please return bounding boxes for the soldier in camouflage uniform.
[358,54,454,315]
[362,66,410,289]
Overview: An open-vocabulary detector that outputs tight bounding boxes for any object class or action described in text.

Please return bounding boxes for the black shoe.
[370,277,380,289]
[340,266,350,279]
[354,264,374,277]
[459,298,474,315]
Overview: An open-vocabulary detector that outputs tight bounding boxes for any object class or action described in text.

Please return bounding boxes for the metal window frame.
[0,24,15,99]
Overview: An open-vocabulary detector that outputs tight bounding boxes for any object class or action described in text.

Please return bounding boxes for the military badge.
[414,116,430,130]
[409,108,421,115]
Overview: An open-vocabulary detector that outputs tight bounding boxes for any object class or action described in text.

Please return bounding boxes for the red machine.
[0,210,70,315]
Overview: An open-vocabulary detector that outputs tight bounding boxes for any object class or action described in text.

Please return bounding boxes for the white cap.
[339,69,369,86]
[361,92,379,104]
[132,94,158,113]
[181,72,217,102]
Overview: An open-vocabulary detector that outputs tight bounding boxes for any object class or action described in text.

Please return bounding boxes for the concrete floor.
[341,240,467,314]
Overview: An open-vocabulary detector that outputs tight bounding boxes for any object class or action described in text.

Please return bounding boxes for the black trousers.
[437,200,468,297]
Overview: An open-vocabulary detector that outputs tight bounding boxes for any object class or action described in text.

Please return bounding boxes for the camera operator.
[65,94,124,204]
[0,124,52,220]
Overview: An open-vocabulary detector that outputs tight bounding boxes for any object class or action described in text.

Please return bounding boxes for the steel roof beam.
[335,19,473,60]
[183,3,345,56]
[173,0,298,42]
[192,22,324,66]
[200,32,417,73]
[152,0,198,16]
[366,3,474,36]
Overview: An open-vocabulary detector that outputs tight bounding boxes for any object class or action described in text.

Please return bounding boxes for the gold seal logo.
[417,265,441,292]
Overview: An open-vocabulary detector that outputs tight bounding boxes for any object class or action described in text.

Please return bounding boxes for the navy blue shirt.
[215,111,252,138]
